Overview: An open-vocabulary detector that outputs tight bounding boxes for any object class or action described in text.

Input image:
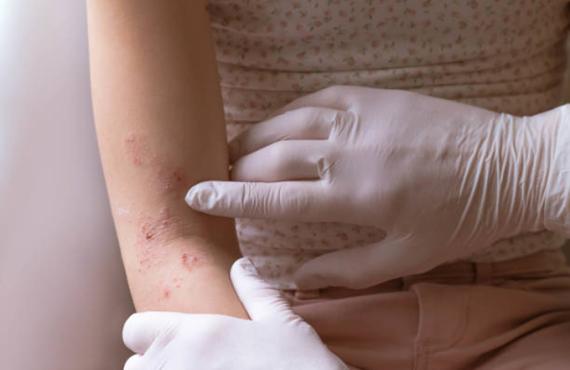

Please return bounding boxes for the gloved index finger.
[185,180,330,221]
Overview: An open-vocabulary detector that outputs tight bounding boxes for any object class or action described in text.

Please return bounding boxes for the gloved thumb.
[230,257,299,322]
[293,234,428,290]
[122,311,185,354]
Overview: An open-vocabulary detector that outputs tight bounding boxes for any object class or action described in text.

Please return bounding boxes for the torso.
[207,0,570,288]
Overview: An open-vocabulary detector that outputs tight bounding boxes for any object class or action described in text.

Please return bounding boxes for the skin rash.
[134,210,203,273]
[135,207,178,273]
[124,132,150,167]
[124,132,188,194]
[119,132,203,278]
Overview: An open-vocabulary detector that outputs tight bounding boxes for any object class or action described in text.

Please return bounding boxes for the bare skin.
[86,0,247,317]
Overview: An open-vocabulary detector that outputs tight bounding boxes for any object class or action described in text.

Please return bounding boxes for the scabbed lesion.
[162,286,171,299]
[181,252,199,271]
[134,207,187,272]
[129,207,205,276]
[156,275,187,301]
[121,132,204,276]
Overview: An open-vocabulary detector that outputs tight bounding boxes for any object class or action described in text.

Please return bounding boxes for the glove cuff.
[544,104,570,237]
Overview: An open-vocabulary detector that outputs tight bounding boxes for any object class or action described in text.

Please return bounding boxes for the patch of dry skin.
[157,167,187,194]
[133,208,207,275]
[181,252,200,271]
[135,207,187,272]
[122,132,206,274]
[116,207,130,217]
[124,132,152,166]
[125,133,189,196]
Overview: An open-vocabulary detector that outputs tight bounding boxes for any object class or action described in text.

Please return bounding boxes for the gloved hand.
[122,258,348,370]
[185,85,570,289]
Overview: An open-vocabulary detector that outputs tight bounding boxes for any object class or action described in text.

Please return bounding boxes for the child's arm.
[86,0,247,317]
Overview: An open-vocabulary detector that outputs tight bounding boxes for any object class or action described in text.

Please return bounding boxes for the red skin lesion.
[135,208,186,272]
[124,132,149,166]
[173,170,184,183]
[124,133,189,196]
[181,253,199,271]
[158,167,187,193]
[162,287,171,299]
[172,276,183,289]
[124,133,195,272]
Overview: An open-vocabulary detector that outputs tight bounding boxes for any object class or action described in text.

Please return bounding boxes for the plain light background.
[0,1,132,369]
[0,1,569,370]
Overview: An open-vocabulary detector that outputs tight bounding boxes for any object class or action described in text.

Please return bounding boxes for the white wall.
[0,1,133,369]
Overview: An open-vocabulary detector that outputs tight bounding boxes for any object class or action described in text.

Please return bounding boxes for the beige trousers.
[286,249,570,370]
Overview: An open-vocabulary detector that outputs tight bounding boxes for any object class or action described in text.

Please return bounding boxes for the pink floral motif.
[205,0,568,288]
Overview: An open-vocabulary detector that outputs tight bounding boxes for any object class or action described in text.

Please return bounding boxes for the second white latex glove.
[186,86,568,289]
[122,258,347,370]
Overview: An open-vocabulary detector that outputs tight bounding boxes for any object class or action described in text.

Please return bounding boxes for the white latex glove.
[122,258,348,370]
[185,86,570,289]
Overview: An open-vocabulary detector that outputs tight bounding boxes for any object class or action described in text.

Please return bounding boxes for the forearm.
[86,0,247,317]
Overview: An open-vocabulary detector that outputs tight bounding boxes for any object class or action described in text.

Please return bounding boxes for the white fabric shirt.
[207,0,569,288]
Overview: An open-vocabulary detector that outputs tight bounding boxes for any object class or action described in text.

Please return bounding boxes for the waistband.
[285,249,570,300]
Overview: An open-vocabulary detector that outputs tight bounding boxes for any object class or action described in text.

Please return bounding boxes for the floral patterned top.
[206,0,569,288]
